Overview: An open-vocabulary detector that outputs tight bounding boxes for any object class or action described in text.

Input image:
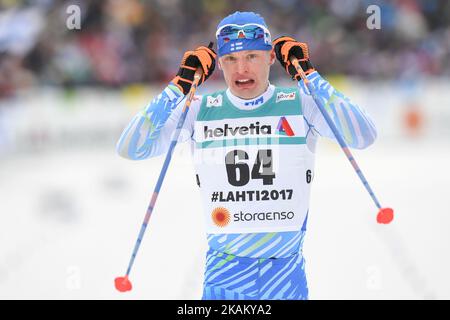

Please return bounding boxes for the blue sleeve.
[116,83,192,160]
[299,71,377,149]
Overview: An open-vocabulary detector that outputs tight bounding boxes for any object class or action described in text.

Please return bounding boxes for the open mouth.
[235,79,255,87]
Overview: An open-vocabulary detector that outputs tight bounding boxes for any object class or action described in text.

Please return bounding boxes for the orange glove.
[172,45,216,95]
[273,36,315,80]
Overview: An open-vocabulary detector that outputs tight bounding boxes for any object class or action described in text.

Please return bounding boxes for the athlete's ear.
[218,58,222,70]
[269,49,276,66]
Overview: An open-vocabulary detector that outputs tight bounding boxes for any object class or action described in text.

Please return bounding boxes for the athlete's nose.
[236,58,249,74]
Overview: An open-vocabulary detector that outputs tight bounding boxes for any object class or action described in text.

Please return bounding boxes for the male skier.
[117,11,377,300]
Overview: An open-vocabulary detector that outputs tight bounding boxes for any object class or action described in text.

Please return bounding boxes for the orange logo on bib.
[211,207,231,227]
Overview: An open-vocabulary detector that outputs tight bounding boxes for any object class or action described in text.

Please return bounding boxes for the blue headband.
[216,12,272,57]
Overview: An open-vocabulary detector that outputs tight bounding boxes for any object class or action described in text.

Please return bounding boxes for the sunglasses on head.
[216,23,271,44]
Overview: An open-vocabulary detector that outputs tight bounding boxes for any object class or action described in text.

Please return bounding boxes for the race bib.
[194,113,313,234]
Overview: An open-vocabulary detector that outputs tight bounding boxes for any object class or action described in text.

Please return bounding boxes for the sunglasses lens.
[218,25,267,41]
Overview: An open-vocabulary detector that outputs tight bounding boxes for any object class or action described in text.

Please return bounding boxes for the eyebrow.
[222,51,260,59]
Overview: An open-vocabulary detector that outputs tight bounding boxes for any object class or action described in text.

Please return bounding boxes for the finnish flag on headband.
[230,42,244,52]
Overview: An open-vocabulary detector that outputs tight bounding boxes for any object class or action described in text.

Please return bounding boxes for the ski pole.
[290,56,393,224]
[114,66,204,292]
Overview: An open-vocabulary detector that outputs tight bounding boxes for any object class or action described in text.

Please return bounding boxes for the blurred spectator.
[0,0,449,96]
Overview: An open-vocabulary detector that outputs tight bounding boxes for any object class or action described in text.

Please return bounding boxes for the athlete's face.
[218,50,275,99]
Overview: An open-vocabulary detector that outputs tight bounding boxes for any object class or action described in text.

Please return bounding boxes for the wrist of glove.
[172,45,217,95]
[273,36,315,81]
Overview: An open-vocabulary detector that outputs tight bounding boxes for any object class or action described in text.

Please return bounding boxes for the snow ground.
[1,137,449,299]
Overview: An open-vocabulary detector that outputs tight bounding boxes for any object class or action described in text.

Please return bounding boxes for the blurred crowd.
[0,0,449,97]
